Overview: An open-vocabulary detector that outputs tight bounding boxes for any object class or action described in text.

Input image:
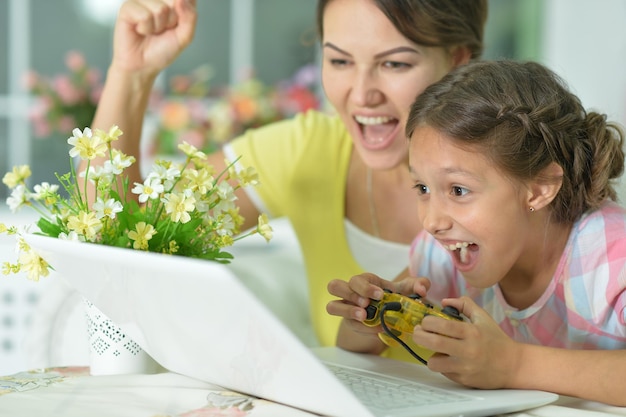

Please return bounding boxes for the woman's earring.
[529,206,535,212]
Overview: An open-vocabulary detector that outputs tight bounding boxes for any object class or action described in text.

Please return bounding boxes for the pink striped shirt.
[409,201,626,349]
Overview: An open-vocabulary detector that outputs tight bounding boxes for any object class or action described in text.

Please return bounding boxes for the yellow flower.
[94,125,123,143]
[67,127,107,160]
[17,249,50,281]
[67,211,102,241]
[0,223,7,234]
[128,222,157,250]
[2,262,19,275]
[178,141,206,160]
[257,213,273,242]
[163,192,196,223]
[2,165,31,188]
[184,168,214,194]
[236,166,259,187]
[168,240,179,254]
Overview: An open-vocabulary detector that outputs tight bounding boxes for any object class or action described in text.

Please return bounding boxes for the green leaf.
[36,217,63,237]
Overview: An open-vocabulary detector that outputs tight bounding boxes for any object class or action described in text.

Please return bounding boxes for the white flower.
[80,165,113,185]
[93,198,123,219]
[147,162,181,190]
[32,182,59,200]
[213,182,237,213]
[58,231,85,242]
[104,149,135,175]
[216,213,236,236]
[132,178,164,203]
[6,185,28,212]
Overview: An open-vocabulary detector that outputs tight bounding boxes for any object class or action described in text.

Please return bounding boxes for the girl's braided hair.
[406,60,625,223]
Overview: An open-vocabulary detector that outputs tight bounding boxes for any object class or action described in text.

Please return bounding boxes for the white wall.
[541,0,626,202]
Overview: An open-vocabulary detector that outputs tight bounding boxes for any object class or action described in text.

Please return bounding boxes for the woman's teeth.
[355,115,393,125]
[444,242,474,264]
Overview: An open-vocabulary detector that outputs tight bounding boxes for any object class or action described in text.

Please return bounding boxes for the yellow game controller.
[363,290,463,364]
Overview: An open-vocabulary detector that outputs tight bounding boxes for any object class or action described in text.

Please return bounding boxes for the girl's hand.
[326,272,430,351]
[412,296,522,389]
[112,0,197,75]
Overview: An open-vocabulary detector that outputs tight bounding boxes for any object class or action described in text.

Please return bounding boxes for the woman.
[89,0,487,351]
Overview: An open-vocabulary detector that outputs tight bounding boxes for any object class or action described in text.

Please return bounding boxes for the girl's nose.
[421,202,452,236]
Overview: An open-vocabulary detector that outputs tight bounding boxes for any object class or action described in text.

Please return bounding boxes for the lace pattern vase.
[83,298,159,375]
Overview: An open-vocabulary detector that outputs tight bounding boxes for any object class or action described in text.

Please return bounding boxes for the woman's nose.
[350,70,383,107]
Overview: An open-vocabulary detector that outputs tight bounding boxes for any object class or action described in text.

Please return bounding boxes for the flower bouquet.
[1,125,272,281]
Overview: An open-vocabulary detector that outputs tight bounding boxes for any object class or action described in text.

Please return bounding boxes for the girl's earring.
[529,206,535,212]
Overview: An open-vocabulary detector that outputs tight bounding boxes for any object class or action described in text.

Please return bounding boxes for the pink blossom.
[21,70,40,90]
[160,100,191,130]
[180,129,204,149]
[86,68,101,87]
[187,99,206,122]
[170,75,192,94]
[37,96,53,111]
[58,115,77,132]
[53,75,82,105]
[90,85,103,103]
[65,50,85,71]
[292,63,319,87]
[33,118,52,138]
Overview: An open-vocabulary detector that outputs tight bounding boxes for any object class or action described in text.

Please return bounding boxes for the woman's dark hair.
[406,60,625,223]
[316,0,488,59]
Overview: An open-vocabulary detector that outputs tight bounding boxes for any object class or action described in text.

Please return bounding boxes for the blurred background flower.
[148,63,322,156]
[23,50,322,157]
[23,50,102,138]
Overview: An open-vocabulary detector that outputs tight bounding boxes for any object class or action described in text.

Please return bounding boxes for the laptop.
[25,234,558,417]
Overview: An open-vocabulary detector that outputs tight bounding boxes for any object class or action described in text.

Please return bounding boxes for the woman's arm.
[82,0,197,189]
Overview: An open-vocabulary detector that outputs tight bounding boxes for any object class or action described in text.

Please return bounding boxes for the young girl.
[88,0,487,349]
[326,60,626,405]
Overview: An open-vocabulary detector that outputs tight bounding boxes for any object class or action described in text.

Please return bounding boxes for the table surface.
[1,367,626,417]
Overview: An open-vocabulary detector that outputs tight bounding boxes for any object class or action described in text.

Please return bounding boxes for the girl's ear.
[526,162,564,211]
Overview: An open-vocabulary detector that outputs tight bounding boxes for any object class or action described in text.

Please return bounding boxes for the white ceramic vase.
[83,298,159,375]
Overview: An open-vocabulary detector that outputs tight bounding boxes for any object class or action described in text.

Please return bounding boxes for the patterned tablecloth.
[0,367,317,417]
[2,367,626,417]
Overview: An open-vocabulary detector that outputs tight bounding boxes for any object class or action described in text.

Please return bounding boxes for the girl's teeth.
[444,242,474,265]
[460,246,469,264]
[445,242,472,250]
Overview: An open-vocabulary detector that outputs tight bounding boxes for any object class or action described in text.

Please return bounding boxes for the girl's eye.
[413,183,429,195]
[452,186,469,197]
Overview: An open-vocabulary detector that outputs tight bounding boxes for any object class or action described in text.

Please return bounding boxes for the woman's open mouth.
[354,115,399,149]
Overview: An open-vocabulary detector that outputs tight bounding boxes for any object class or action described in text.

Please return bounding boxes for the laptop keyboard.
[326,363,473,414]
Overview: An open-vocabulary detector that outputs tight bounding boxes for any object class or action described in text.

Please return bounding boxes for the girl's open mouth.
[443,241,479,268]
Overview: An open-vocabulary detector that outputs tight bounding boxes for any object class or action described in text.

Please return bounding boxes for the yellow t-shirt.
[228,110,418,362]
